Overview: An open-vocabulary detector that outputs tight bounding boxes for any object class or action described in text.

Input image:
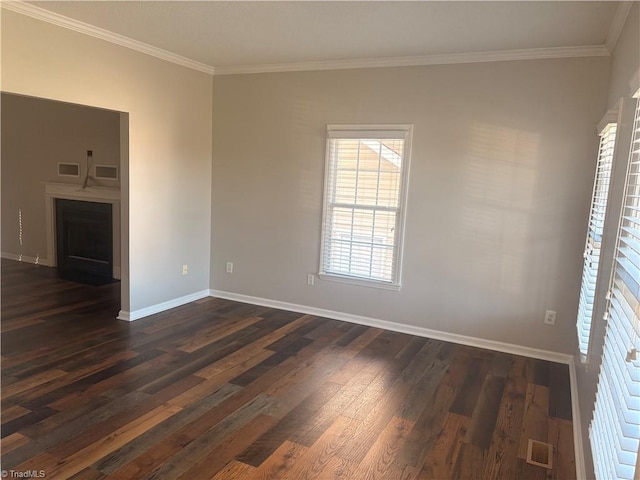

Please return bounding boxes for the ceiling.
[19,1,627,74]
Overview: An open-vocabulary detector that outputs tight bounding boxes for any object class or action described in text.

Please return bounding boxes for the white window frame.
[319,124,412,290]
[590,93,640,480]
[576,121,618,361]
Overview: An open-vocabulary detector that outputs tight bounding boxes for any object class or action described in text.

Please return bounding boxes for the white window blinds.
[320,125,412,287]
[577,123,617,359]
[590,97,640,480]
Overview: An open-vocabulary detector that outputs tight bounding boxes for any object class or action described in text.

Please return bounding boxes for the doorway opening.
[0,92,129,315]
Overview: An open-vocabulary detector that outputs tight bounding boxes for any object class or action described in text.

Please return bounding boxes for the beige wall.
[211,56,609,354]
[606,4,640,110]
[1,10,213,314]
[576,4,640,478]
[1,93,121,265]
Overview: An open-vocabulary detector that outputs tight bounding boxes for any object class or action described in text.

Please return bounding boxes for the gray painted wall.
[1,93,121,265]
[211,57,609,354]
[2,10,213,314]
[606,4,640,112]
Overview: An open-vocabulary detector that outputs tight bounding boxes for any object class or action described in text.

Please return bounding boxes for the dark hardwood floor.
[1,259,575,479]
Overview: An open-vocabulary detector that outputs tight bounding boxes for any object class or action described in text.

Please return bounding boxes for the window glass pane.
[321,127,410,285]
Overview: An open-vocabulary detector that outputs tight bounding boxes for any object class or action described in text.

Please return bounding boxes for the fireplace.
[56,199,113,284]
[45,182,121,281]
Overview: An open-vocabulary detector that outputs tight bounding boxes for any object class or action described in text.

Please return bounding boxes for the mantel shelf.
[44,182,121,202]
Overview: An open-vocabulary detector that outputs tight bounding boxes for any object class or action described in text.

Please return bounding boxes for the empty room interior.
[1,1,639,479]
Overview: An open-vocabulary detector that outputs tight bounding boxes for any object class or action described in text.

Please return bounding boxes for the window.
[319,125,412,288]
[576,122,617,360]
[590,95,640,480]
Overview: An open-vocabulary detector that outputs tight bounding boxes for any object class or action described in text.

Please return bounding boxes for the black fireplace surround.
[55,198,113,284]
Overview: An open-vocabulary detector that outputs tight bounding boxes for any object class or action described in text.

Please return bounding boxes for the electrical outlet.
[307,274,315,286]
[226,262,233,274]
[182,264,188,275]
[544,310,556,325]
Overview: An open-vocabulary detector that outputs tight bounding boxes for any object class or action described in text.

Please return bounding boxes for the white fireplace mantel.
[44,182,121,279]
[45,182,121,202]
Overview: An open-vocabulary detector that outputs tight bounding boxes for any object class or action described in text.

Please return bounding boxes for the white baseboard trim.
[117,286,584,475]
[208,289,573,365]
[118,289,210,322]
[2,251,54,267]
[209,289,585,476]
[568,357,587,480]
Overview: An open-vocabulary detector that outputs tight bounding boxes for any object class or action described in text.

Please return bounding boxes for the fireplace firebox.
[56,199,113,284]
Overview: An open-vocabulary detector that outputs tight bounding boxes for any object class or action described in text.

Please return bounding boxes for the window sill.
[318,273,401,291]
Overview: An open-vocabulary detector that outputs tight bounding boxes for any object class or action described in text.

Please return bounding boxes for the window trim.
[318,124,413,290]
[589,92,640,480]
[576,120,618,361]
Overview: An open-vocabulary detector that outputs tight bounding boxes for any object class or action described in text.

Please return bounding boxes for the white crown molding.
[606,1,634,53]
[214,45,610,76]
[1,1,215,76]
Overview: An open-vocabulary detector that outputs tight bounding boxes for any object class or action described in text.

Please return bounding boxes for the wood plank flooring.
[1,259,575,479]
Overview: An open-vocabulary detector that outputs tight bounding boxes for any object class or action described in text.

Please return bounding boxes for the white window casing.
[319,125,412,289]
[590,93,640,480]
[576,122,618,360]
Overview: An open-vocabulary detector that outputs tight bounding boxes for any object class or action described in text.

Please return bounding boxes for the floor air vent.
[526,439,553,469]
